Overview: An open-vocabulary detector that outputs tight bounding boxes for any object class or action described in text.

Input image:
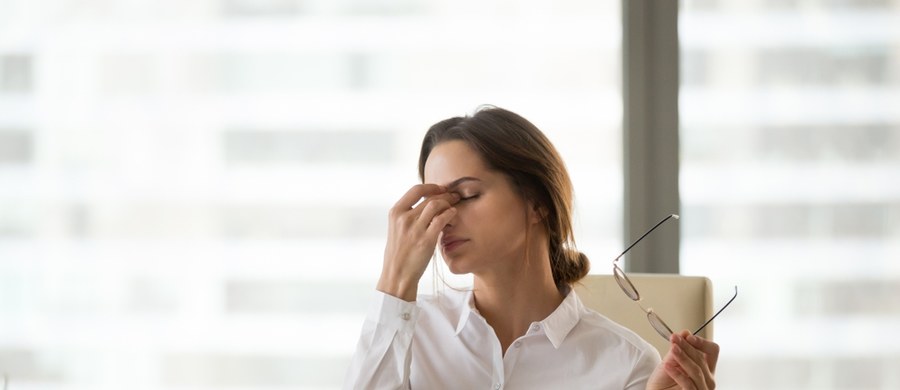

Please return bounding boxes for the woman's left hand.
[647,330,720,390]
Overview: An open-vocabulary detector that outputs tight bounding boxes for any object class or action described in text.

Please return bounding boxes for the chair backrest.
[574,273,714,356]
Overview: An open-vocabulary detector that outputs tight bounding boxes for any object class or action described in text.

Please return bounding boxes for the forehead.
[423,140,490,185]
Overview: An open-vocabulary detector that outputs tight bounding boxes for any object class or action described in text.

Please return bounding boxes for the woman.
[345,106,719,389]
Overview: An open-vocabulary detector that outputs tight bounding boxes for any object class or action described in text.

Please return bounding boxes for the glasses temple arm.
[614,214,679,262]
[692,285,738,336]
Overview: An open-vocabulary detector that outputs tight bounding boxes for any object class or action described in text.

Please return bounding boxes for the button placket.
[501,337,523,386]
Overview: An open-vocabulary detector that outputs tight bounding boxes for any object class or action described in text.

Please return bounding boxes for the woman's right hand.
[377,184,460,301]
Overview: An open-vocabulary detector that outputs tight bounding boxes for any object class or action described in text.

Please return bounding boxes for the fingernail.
[688,335,697,343]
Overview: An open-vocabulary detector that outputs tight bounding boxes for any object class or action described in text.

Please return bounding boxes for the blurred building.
[680,0,900,389]
[0,1,620,389]
[1,0,899,389]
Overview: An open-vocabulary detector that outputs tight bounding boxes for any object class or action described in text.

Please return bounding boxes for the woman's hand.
[376,184,459,301]
[647,330,720,390]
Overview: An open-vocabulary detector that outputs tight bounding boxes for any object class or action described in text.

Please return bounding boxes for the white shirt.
[344,287,661,389]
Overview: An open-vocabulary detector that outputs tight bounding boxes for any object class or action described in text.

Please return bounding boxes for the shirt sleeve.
[343,291,421,390]
[623,346,663,390]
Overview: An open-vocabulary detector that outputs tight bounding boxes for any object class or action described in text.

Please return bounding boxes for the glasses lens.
[647,311,674,340]
[613,265,640,301]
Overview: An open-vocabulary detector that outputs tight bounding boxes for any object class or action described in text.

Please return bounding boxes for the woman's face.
[423,140,539,276]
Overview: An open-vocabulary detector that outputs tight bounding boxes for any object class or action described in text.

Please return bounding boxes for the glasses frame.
[613,214,738,340]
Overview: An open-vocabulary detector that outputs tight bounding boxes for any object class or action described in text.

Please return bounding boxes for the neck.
[472,243,565,355]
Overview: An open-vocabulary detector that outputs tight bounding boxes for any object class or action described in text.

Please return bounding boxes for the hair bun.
[554,249,590,287]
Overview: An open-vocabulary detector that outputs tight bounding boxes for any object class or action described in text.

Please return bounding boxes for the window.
[0,54,32,93]
[0,0,621,388]
[680,1,900,389]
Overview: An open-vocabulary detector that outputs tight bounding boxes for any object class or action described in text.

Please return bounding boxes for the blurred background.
[0,0,898,389]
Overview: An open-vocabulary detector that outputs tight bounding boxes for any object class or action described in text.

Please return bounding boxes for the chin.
[442,254,473,275]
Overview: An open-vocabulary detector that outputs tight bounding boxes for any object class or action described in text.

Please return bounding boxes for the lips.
[440,235,468,253]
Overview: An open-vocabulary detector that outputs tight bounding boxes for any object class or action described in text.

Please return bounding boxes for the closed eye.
[459,194,480,202]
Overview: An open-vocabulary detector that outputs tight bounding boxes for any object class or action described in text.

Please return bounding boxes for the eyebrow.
[446,176,481,190]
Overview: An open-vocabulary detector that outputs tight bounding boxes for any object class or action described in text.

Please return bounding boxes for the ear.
[527,202,547,225]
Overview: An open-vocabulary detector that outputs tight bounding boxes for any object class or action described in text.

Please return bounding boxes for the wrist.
[376,272,419,302]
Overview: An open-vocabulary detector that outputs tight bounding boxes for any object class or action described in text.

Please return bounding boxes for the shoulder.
[572,304,662,387]
[570,293,661,362]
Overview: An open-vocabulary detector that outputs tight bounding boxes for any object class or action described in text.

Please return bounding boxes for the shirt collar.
[454,290,478,335]
[453,288,584,349]
[540,288,583,349]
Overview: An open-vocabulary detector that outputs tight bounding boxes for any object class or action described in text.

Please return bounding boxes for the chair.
[574,273,714,356]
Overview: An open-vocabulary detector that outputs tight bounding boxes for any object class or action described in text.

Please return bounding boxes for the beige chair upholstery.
[574,273,714,356]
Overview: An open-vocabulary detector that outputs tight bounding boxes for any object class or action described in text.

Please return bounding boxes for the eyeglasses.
[613,214,738,340]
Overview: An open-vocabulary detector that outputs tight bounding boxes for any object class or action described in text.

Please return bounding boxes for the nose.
[441,211,457,231]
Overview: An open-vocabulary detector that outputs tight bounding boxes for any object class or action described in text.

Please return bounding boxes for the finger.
[416,197,455,227]
[415,190,459,219]
[425,206,457,237]
[662,360,698,390]
[686,333,720,373]
[671,340,709,390]
[415,191,460,210]
[674,333,710,374]
[391,184,447,214]
[682,333,718,389]
[673,333,715,387]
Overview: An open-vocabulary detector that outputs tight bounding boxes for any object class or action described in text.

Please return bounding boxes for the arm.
[344,184,459,389]
[377,184,459,301]
[343,292,420,390]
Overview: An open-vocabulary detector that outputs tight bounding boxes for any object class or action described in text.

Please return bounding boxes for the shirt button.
[494,383,501,390]
[400,312,411,321]
[531,324,541,332]
[514,341,522,348]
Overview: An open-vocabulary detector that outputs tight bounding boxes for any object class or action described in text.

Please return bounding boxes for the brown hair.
[417,106,589,289]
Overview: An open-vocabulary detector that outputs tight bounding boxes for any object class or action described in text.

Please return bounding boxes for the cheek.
[459,200,497,222]
[456,195,527,233]
[451,205,477,229]
[475,202,528,237]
